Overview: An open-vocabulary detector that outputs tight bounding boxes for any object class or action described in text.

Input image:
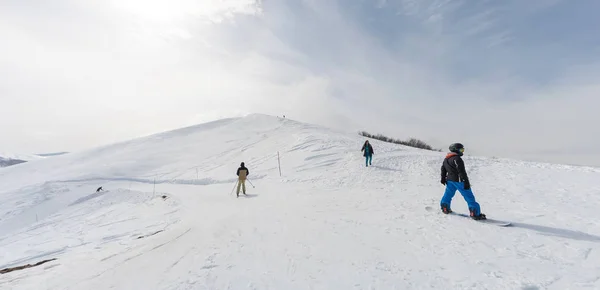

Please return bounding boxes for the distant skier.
[96,186,103,192]
[440,143,486,220]
[361,140,374,167]
[236,162,249,197]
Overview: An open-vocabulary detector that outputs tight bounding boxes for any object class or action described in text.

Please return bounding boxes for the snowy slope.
[1,114,600,290]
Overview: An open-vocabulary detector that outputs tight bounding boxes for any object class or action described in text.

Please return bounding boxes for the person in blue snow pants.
[441,180,480,214]
[440,143,486,220]
[361,140,373,167]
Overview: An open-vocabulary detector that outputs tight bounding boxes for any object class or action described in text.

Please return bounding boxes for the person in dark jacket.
[236,162,249,197]
[440,143,486,220]
[361,140,374,167]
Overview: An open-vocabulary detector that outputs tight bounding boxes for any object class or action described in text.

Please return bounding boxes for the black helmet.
[449,143,464,155]
[240,162,245,166]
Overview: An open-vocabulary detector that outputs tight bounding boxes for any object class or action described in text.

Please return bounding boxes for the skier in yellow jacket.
[236,162,249,197]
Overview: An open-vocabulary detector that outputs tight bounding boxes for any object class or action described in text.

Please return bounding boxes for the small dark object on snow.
[161,195,167,199]
[0,258,57,274]
[96,186,103,192]
[137,230,164,239]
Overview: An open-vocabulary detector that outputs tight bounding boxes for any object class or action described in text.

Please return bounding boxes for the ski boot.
[469,208,486,220]
[441,203,452,214]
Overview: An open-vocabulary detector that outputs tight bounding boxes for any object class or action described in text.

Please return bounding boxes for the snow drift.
[1,114,600,290]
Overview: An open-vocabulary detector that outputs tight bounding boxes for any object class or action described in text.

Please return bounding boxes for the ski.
[425,206,512,227]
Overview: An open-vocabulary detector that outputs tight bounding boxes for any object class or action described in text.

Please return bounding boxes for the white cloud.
[1,0,599,166]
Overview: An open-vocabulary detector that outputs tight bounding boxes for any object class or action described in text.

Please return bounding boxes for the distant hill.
[0,157,28,167]
[36,152,69,157]
[0,151,68,168]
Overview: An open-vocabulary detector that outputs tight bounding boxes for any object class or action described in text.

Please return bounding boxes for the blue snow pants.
[440,180,481,215]
[365,155,372,166]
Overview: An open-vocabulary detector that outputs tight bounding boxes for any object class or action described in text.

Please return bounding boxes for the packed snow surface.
[1,114,600,290]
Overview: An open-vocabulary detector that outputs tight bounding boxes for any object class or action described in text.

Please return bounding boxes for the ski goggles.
[459,148,465,153]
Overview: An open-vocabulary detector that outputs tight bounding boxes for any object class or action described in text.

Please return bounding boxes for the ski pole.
[247,179,255,188]
[230,180,238,195]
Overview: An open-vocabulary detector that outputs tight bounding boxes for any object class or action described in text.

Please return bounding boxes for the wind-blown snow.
[1,114,600,289]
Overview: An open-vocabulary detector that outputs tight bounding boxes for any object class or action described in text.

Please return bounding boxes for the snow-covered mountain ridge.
[0,152,46,168]
[0,157,27,168]
[1,114,599,290]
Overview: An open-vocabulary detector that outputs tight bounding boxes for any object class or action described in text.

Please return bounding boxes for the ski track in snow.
[0,114,600,289]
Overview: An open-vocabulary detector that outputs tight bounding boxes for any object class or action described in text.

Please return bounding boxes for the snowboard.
[425,206,512,227]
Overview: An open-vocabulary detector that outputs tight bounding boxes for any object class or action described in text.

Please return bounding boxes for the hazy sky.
[1,0,599,167]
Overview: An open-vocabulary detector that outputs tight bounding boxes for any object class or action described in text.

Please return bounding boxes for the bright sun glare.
[111,0,261,24]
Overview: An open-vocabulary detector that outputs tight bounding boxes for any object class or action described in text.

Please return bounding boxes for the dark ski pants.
[440,180,481,215]
[365,155,372,166]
